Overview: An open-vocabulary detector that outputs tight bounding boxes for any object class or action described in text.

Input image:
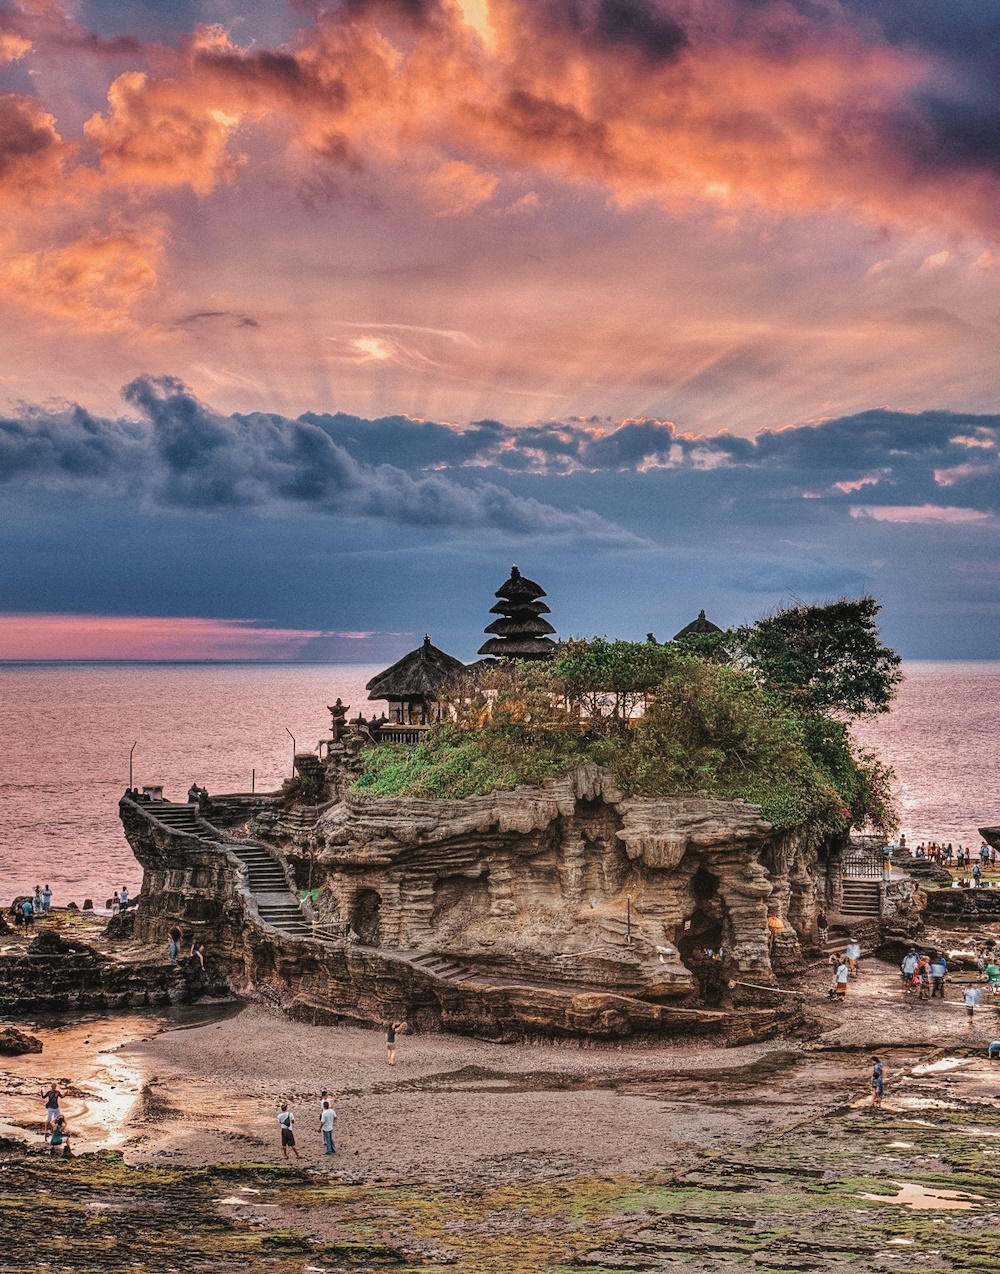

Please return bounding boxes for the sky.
[1,0,999,661]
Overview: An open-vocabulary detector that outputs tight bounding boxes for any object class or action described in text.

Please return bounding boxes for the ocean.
[1,660,998,904]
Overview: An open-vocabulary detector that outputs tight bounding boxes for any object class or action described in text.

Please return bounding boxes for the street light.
[129,741,137,791]
[285,727,296,775]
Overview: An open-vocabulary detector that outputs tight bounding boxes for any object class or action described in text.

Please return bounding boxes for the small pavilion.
[366,636,467,725]
[673,610,723,641]
[478,565,557,661]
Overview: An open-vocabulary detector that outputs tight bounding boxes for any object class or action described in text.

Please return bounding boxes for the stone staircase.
[145,802,328,942]
[408,952,481,984]
[839,879,881,918]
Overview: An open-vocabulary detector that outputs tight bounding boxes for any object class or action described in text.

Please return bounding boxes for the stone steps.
[839,880,881,918]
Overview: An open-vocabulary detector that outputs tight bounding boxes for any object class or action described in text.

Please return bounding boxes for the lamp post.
[285,727,296,776]
[129,741,137,792]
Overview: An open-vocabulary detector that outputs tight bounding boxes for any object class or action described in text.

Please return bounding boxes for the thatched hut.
[366,636,467,725]
[673,609,723,640]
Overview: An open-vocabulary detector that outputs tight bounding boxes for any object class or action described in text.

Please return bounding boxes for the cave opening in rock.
[677,862,728,1004]
[351,888,382,946]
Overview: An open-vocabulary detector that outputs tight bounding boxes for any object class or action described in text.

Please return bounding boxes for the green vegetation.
[353,598,901,841]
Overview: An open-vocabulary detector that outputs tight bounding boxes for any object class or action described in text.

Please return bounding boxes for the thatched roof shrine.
[673,609,723,640]
[478,565,557,660]
[367,637,467,724]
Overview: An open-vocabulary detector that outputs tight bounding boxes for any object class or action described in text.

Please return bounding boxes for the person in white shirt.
[319,1100,337,1155]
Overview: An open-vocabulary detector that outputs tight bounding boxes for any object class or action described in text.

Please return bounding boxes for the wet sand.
[7,955,1000,1182]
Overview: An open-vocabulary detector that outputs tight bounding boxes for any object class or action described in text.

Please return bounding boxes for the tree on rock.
[737,598,901,720]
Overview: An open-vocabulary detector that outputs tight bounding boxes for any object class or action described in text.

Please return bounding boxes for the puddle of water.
[912,1058,966,1076]
[860,1181,985,1210]
[887,1142,913,1149]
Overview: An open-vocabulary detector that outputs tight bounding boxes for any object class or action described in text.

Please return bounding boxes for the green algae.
[6,1104,1000,1273]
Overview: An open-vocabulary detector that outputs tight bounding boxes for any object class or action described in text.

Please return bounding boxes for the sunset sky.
[1,0,1000,660]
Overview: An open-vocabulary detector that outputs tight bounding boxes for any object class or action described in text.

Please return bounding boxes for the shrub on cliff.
[353,646,896,841]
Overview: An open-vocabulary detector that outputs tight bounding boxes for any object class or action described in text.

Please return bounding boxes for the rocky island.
[117,576,916,1043]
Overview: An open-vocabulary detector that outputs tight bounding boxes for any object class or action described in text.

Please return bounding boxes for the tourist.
[816,910,828,947]
[962,985,981,1022]
[386,1019,406,1064]
[187,783,200,805]
[988,1041,1000,1060]
[42,884,51,911]
[846,937,862,977]
[49,1115,71,1157]
[973,861,982,888]
[191,941,205,969]
[32,885,43,913]
[929,951,948,998]
[916,954,932,999]
[828,959,849,999]
[900,948,919,991]
[112,891,120,915]
[277,1104,301,1159]
[319,1099,337,1155]
[120,885,129,909]
[43,1083,63,1131]
[870,1058,885,1108]
[168,928,181,962]
[20,897,33,934]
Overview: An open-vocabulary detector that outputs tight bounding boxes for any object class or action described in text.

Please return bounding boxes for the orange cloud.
[0,93,68,203]
[0,230,162,329]
[84,68,243,195]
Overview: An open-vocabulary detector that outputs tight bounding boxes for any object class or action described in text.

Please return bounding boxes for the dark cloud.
[593,0,687,60]
[0,376,635,542]
[175,310,260,329]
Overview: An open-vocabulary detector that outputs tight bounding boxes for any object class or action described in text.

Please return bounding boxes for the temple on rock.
[673,609,723,640]
[478,565,556,660]
[366,635,466,725]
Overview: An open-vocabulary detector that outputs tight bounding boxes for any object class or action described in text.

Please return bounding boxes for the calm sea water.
[1,661,998,904]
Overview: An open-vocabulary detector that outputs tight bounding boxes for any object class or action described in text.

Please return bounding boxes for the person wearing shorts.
[44,1084,63,1132]
[277,1104,301,1159]
[386,1020,405,1065]
[963,986,980,1022]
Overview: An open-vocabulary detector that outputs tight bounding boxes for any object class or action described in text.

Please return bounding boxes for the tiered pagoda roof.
[477,565,556,660]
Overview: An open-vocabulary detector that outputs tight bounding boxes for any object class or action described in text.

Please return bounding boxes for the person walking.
[318,1100,337,1155]
[816,910,828,947]
[168,928,181,962]
[846,938,862,977]
[43,1083,63,1132]
[870,1058,885,1108]
[973,861,982,888]
[901,948,919,992]
[963,985,981,1023]
[930,951,948,998]
[828,959,849,999]
[20,897,34,935]
[386,1020,406,1064]
[277,1104,301,1160]
[42,885,51,912]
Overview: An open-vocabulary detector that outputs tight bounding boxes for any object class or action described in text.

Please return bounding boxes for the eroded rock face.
[121,764,840,1040]
[0,929,220,1013]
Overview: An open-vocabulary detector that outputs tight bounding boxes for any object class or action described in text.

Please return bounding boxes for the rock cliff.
[120,761,836,1041]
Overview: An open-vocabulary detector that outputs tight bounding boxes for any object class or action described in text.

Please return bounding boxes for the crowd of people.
[907,838,997,881]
